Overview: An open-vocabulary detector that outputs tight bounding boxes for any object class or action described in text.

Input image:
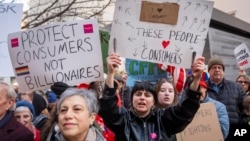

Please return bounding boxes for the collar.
[209,79,223,87]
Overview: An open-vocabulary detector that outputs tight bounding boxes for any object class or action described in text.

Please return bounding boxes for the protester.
[115,70,131,108]
[0,82,33,141]
[42,82,70,141]
[206,56,246,141]
[47,91,58,112]
[155,78,179,141]
[155,78,178,109]
[55,88,105,141]
[32,91,49,131]
[15,100,41,141]
[236,74,250,95]
[99,53,204,141]
[87,81,115,141]
[199,81,229,139]
[51,82,70,99]
[240,95,250,126]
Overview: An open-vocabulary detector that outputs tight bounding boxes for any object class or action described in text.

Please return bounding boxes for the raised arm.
[190,56,205,91]
[105,53,121,88]
[162,57,205,135]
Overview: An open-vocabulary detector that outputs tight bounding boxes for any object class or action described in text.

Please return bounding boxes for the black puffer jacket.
[99,85,201,141]
[207,79,246,125]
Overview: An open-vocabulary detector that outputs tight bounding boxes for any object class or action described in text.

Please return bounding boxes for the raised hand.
[106,53,121,74]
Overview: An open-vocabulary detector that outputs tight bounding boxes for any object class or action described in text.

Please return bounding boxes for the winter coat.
[207,79,246,125]
[0,112,33,141]
[99,85,201,141]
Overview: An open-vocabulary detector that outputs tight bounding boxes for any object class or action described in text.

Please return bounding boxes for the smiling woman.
[55,88,105,141]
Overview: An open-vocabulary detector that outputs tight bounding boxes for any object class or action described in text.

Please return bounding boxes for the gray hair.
[56,88,99,116]
[0,82,17,111]
[15,106,34,120]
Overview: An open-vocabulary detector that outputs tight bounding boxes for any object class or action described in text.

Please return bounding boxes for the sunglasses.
[237,81,249,84]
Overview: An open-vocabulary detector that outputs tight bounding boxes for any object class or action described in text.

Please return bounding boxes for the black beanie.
[51,82,69,98]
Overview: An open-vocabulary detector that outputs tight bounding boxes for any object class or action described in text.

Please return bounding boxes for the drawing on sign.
[8,19,103,92]
[109,0,214,69]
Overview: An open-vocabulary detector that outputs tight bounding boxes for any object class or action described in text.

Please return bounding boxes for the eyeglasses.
[237,81,248,84]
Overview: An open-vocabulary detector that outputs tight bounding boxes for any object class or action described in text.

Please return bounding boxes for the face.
[237,76,249,92]
[209,65,224,84]
[0,86,15,120]
[14,110,32,128]
[157,82,175,108]
[132,90,155,117]
[122,72,128,82]
[58,95,96,140]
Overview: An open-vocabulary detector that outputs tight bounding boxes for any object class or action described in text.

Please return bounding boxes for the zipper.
[144,122,149,141]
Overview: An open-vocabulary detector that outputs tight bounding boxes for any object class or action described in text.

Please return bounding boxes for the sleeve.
[98,83,127,133]
[215,101,229,139]
[161,89,201,135]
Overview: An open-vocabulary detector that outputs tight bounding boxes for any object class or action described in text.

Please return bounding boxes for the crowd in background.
[0,55,250,141]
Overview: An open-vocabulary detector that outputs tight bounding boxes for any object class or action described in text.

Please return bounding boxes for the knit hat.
[16,100,35,117]
[77,83,90,89]
[32,93,47,116]
[51,82,69,98]
[208,57,224,71]
[199,81,207,89]
[47,92,57,103]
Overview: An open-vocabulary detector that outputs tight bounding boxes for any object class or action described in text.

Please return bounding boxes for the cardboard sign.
[176,103,223,141]
[109,0,214,69]
[140,1,179,25]
[8,19,104,92]
[234,43,250,70]
[0,3,23,77]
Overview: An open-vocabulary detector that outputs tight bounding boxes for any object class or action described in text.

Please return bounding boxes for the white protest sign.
[0,3,23,77]
[109,0,214,69]
[234,43,250,70]
[8,19,103,92]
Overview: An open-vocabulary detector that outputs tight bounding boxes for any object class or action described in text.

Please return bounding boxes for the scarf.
[55,126,105,141]
[0,111,12,128]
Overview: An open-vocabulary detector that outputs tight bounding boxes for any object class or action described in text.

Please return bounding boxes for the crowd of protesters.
[0,54,250,141]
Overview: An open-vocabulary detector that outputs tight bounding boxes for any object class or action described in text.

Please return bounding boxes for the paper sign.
[109,0,214,69]
[140,1,179,25]
[176,103,223,141]
[234,43,250,70]
[0,3,23,77]
[8,19,104,92]
[125,59,168,87]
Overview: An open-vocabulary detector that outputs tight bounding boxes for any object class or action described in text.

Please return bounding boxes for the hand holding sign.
[192,56,205,79]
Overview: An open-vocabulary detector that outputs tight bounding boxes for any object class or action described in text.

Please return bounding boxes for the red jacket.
[0,112,33,141]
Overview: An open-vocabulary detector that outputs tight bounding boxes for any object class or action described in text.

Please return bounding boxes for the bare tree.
[19,0,114,29]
